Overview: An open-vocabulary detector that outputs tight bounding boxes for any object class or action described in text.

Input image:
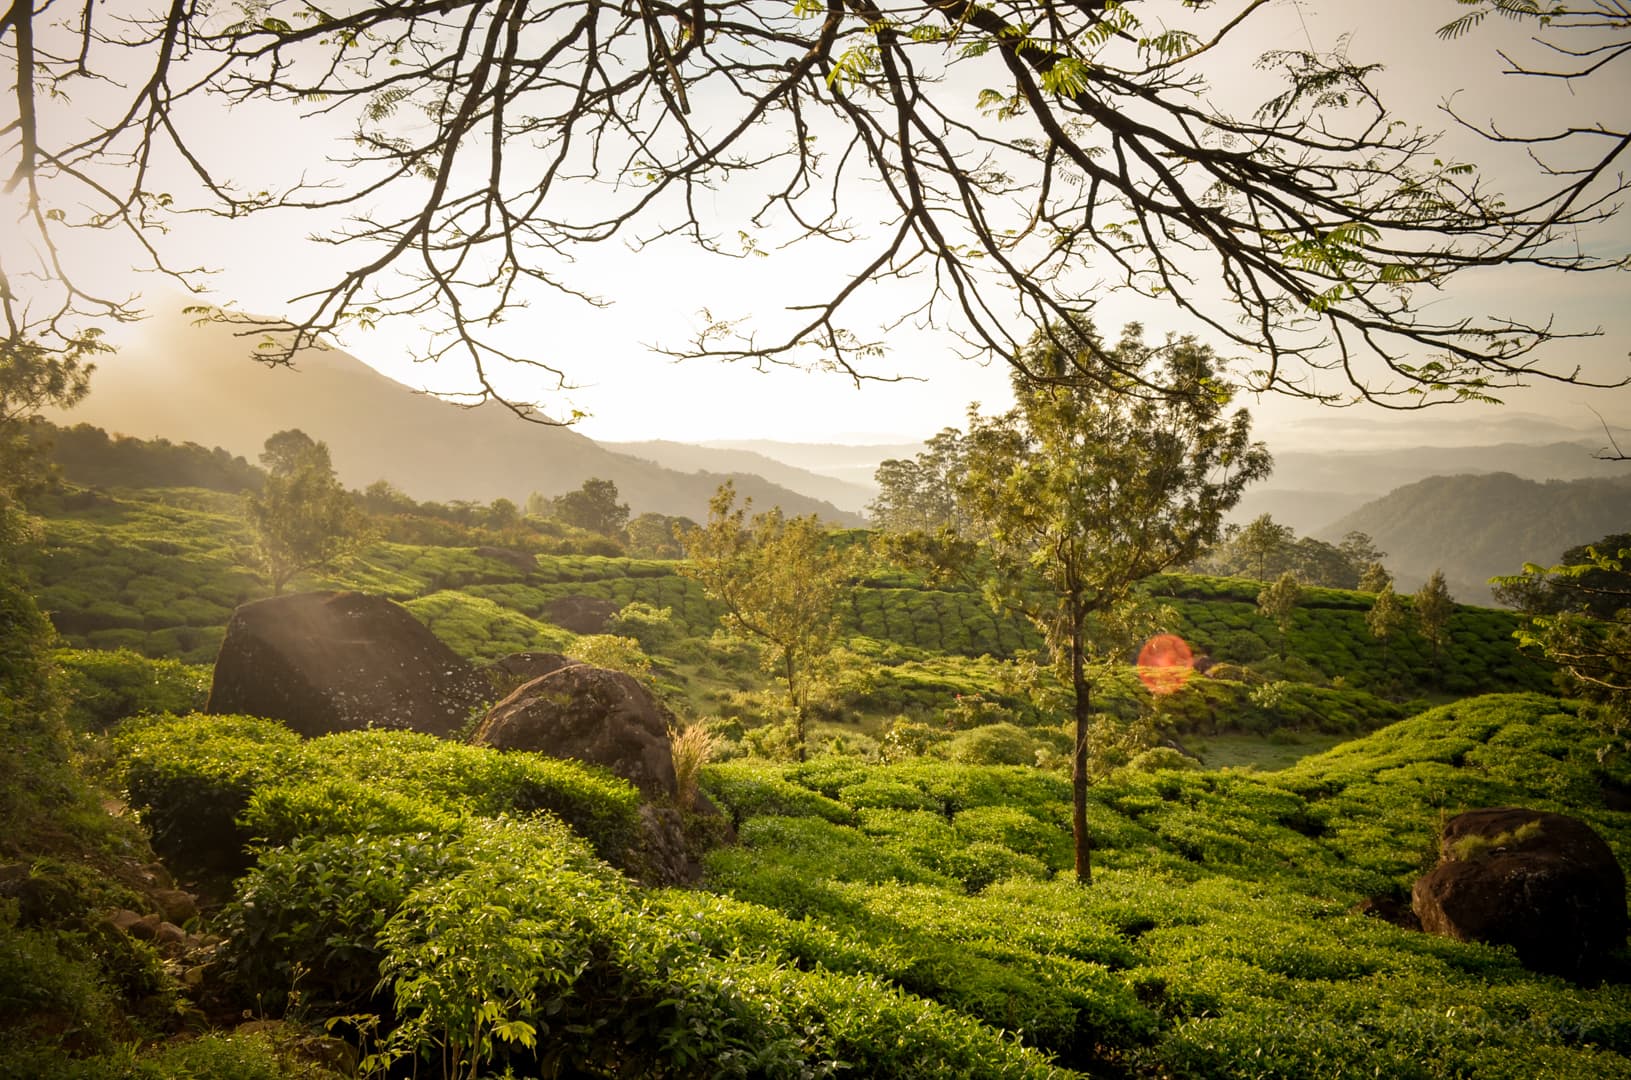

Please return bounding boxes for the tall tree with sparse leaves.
[1367,584,1406,676]
[1257,571,1303,661]
[1238,515,1295,581]
[680,483,851,760]
[959,322,1271,884]
[246,430,366,595]
[1415,570,1456,674]
[1359,562,1393,594]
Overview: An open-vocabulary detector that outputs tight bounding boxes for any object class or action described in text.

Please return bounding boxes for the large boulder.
[484,651,581,691]
[472,664,677,798]
[544,595,620,634]
[1412,807,1627,979]
[207,591,490,738]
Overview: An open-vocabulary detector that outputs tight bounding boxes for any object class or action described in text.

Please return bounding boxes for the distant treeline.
[33,420,265,493]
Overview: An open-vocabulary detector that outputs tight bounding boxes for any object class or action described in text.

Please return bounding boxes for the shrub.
[116,714,302,874]
[54,648,210,732]
[219,831,469,1014]
[948,723,1040,766]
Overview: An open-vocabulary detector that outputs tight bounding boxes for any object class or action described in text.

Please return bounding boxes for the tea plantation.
[4,484,1626,1079]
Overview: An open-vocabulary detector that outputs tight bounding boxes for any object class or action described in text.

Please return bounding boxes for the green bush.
[948,722,1040,766]
[219,831,470,1014]
[116,714,302,874]
[54,648,210,733]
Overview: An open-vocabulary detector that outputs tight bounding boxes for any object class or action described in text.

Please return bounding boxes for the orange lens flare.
[1136,633,1195,696]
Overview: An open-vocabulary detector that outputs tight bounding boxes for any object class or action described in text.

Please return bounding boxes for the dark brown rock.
[472,664,677,798]
[1352,894,1421,931]
[108,909,163,940]
[1412,807,1627,979]
[151,887,198,926]
[544,595,620,634]
[206,591,491,738]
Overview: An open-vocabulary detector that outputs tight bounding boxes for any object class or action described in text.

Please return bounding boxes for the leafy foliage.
[244,430,367,594]
[959,323,1271,881]
[681,482,855,757]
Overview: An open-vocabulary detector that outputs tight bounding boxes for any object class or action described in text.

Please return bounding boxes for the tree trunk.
[785,651,807,763]
[1070,613,1092,885]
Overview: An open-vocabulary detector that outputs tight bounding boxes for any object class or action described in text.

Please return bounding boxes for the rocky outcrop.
[1412,807,1627,980]
[207,591,490,738]
[472,663,678,798]
[544,595,620,634]
[484,651,581,694]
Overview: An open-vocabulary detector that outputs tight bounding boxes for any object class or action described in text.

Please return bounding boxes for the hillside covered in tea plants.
[4,459,1628,1080]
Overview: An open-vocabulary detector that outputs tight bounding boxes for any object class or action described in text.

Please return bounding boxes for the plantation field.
[26,489,1550,707]
[8,476,1630,1080]
[19,694,1614,1079]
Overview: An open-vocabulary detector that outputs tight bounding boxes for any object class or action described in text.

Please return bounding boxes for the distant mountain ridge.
[606,440,876,514]
[1225,440,1621,535]
[50,314,865,525]
[1319,472,1631,604]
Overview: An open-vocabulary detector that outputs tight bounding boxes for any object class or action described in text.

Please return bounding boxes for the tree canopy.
[4,0,1625,411]
[679,483,851,759]
[245,429,366,593]
[958,321,1271,882]
[550,478,631,537]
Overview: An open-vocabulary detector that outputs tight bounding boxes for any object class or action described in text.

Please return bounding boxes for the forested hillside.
[1322,472,1631,602]
[50,314,863,524]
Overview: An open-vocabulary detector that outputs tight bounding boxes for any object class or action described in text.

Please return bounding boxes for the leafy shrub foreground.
[697,694,1631,1078]
[97,696,1631,1078]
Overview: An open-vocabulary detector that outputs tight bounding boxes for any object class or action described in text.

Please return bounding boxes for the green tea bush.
[117,714,303,873]
[54,648,209,732]
[118,720,643,871]
[220,831,470,1014]
[947,723,1041,766]
[700,761,858,826]
[375,818,808,1078]
[0,1032,346,1080]
[742,964,1067,1079]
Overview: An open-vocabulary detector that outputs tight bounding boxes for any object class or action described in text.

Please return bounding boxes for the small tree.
[246,430,366,594]
[552,478,630,537]
[1358,562,1393,593]
[1494,539,1631,747]
[1238,515,1295,581]
[1366,584,1406,675]
[680,483,850,760]
[1257,571,1303,661]
[959,323,1271,884]
[1415,570,1456,674]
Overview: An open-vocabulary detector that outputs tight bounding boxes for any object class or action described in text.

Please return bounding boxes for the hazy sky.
[32,0,1631,448]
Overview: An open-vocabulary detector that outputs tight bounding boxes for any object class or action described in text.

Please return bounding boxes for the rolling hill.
[1319,472,1631,602]
[606,440,877,514]
[48,313,863,524]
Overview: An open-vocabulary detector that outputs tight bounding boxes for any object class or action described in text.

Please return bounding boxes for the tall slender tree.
[1367,584,1406,676]
[959,323,1271,884]
[1415,570,1456,674]
[680,483,851,760]
[246,430,366,594]
[1258,571,1303,661]
[1238,515,1296,581]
